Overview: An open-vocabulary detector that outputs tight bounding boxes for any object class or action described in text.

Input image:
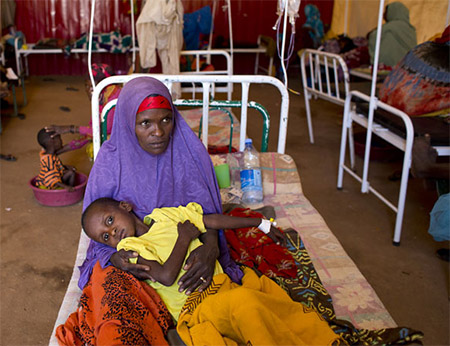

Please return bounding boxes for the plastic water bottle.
[240,139,263,204]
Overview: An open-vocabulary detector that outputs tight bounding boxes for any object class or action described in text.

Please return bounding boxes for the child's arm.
[54,181,74,192]
[56,144,75,155]
[136,221,200,287]
[203,214,260,230]
[203,214,286,246]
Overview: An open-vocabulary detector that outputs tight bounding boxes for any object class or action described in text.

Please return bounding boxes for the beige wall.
[330,0,449,43]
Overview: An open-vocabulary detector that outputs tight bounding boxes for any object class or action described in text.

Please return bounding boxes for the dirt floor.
[1,75,449,345]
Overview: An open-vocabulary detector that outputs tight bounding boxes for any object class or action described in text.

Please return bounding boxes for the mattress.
[49,152,396,345]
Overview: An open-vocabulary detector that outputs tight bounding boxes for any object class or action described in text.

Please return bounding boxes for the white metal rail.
[300,49,350,143]
[91,74,289,160]
[336,90,450,245]
[14,37,234,99]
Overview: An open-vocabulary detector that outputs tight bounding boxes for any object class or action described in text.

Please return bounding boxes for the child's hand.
[178,221,201,240]
[267,225,287,246]
[64,165,77,172]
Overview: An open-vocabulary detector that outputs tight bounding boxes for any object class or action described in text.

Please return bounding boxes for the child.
[81,197,342,346]
[35,128,76,191]
[44,63,122,155]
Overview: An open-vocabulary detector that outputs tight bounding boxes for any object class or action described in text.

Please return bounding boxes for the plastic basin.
[28,172,88,207]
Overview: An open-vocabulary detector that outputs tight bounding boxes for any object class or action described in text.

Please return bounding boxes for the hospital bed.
[300,48,450,245]
[14,35,234,99]
[49,74,401,345]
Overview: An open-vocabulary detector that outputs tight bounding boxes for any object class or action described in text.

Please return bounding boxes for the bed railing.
[177,50,233,99]
[92,74,289,159]
[300,49,350,143]
[14,36,234,99]
[337,90,415,245]
[100,98,271,153]
[337,90,450,245]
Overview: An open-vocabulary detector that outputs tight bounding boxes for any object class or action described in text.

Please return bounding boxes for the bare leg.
[62,169,76,187]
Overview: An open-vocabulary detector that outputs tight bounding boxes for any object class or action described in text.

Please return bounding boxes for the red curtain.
[14,0,333,75]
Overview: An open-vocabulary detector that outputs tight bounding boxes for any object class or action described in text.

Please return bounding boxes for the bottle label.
[240,169,262,192]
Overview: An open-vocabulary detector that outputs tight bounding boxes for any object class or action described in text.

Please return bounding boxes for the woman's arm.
[136,221,200,286]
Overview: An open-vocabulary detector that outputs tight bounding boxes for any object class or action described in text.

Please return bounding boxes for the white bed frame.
[300,48,350,144]
[300,4,450,245]
[48,73,289,346]
[91,74,289,159]
[14,36,235,99]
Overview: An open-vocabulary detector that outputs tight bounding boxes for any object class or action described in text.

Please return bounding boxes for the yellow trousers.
[177,268,344,346]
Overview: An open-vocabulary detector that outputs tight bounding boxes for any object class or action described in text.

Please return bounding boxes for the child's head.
[82,197,137,248]
[37,128,62,151]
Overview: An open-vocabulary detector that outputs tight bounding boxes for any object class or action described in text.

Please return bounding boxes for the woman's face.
[135,108,174,155]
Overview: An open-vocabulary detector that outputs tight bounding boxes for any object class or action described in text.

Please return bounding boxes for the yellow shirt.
[117,202,223,321]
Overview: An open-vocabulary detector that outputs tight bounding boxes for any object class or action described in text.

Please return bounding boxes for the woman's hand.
[178,231,219,295]
[267,225,287,246]
[110,249,156,281]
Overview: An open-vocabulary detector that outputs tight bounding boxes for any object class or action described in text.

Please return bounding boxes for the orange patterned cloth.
[35,151,65,189]
[55,262,173,346]
[224,208,297,278]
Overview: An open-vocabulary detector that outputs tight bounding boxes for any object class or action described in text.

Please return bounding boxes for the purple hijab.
[78,76,242,289]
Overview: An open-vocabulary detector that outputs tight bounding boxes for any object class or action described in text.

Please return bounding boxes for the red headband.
[137,95,172,113]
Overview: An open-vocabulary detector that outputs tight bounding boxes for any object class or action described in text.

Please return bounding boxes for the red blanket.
[224,208,297,279]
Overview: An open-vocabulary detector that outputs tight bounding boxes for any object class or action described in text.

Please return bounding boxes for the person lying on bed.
[81,197,341,346]
[378,25,450,116]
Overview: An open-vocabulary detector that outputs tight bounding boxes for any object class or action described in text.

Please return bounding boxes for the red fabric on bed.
[55,262,172,346]
[224,208,297,279]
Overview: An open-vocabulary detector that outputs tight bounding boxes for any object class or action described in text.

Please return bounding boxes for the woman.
[368,1,417,67]
[64,76,242,344]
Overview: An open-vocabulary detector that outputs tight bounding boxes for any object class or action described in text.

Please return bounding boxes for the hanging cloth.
[183,6,212,50]
[136,0,184,97]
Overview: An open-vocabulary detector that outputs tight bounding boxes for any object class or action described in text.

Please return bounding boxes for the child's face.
[85,202,137,248]
[50,134,63,150]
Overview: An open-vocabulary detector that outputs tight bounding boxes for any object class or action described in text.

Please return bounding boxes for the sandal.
[0,154,17,161]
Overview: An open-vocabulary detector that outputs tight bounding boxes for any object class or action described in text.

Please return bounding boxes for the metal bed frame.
[100,97,271,153]
[337,91,450,245]
[91,74,289,160]
[14,36,234,99]
[300,49,350,144]
[300,47,450,245]
[48,73,289,346]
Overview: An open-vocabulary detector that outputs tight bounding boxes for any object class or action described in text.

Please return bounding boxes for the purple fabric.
[79,76,242,289]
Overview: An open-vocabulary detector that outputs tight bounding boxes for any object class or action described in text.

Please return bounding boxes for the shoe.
[436,248,449,262]
[0,154,17,161]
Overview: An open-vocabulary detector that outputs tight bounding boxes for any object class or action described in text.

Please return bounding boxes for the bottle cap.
[245,139,252,145]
